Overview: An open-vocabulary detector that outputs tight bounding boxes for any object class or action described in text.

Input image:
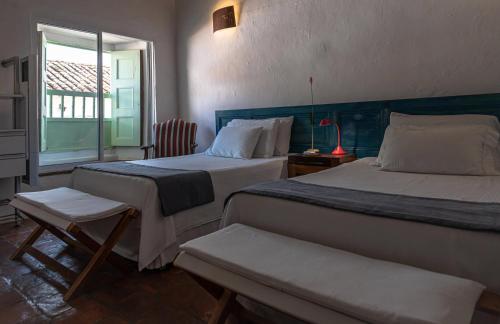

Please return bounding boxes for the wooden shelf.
[0,93,24,99]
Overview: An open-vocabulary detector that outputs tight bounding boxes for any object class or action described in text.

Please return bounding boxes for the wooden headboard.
[215,93,500,157]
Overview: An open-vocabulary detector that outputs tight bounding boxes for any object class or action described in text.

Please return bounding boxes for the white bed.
[71,153,287,270]
[222,157,500,298]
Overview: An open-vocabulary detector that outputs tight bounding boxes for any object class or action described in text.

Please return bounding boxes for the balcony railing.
[43,90,112,152]
[45,89,111,119]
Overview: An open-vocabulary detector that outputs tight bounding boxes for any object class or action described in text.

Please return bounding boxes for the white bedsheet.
[295,157,500,202]
[71,154,287,270]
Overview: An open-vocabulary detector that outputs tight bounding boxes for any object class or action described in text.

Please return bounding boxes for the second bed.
[223,157,500,295]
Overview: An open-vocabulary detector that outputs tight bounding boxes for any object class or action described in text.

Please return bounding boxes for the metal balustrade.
[42,90,112,153]
[45,90,111,119]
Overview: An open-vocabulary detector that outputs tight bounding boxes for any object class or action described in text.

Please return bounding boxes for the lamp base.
[331,146,347,156]
[303,148,320,156]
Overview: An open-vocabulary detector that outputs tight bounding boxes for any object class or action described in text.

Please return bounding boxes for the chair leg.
[209,289,236,324]
[10,225,45,260]
[64,209,136,301]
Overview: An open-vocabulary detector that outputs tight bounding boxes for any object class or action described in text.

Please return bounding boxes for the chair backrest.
[153,119,198,158]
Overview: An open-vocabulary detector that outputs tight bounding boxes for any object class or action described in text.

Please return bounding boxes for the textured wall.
[0,0,177,211]
[0,0,177,123]
[176,0,500,150]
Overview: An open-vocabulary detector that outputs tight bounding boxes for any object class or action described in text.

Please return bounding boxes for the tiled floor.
[0,219,215,323]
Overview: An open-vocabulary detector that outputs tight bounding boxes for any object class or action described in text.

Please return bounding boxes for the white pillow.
[376,113,500,165]
[227,118,279,158]
[274,117,294,156]
[379,125,500,175]
[205,126,263,159]
[390,112,500,130]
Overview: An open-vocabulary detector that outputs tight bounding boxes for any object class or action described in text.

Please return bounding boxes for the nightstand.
[287,153,356,178]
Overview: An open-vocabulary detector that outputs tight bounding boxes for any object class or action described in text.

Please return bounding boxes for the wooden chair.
[10,188,138,301]
[141,119,198,160]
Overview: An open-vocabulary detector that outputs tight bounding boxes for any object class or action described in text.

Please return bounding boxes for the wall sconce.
[213,6,236,32]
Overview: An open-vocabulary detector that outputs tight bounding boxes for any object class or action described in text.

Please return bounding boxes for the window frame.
[33,22,155,177]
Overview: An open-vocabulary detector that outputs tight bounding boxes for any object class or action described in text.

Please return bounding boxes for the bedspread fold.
[79,162,214,216]
[233,179,500,232]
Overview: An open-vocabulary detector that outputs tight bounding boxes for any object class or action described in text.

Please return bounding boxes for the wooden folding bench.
[175,224,500,324]
[10,187,138,301]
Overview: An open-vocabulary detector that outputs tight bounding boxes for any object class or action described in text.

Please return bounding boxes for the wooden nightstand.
[287,153,356,177]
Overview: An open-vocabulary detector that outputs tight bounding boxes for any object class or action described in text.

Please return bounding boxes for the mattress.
[71,154,287,270]
[222,157,500,295]
[293,157,500,203]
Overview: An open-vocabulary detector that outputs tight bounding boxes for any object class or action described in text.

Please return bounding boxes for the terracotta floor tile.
[0,277,24,308]
[0,221,34,237]
[0,221,216,323]
[34,292,72,317]
[0,238,16,257]
[0,300,47,324]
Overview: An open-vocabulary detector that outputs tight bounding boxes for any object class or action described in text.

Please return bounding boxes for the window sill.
[39,153,120,176]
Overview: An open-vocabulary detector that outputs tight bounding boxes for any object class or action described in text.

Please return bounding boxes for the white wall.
[176,0,500,150]
[1,0,177,121]
[0,0,177,211]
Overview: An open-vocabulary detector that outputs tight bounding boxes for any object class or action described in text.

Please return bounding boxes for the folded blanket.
[231,179,500,232]
[79,162,214,216]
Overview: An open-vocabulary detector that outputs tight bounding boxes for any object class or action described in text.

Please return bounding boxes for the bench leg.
[29,216,79,248]
[67,223,132,273]
[64,209,136,301]
[209,289,236,324]
[10,225,45,260]
[189,272,225,299]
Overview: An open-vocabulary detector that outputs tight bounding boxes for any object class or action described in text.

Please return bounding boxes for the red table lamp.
[319,118,347,156]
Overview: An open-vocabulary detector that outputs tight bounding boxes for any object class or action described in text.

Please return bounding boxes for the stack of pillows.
[206,117,294,159]
[376,112,500,175]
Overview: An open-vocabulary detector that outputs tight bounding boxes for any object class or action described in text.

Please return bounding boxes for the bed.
[212,94,500,323]
[223,157,500,294]
[71,154,287,270]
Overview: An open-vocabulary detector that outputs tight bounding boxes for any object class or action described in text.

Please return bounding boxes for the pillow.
[205,126,263,159]
[274,116,294,156]
[390,112,500,131]
[379,125,500,175]
[376,113,500,165]
[226,118,279,158]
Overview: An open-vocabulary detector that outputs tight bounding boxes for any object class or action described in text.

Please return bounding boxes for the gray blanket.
[78,162,214,217]
[233,179,500,232]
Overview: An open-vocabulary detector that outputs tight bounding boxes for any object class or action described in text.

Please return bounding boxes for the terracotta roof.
[46,60,111,94]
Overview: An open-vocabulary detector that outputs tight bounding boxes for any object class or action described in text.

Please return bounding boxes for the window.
[37,24,154,169]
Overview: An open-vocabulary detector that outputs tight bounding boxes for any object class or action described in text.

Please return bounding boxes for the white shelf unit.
[0,57,27,225]
[0,94,24,99]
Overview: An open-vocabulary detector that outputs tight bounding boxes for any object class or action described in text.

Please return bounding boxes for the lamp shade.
[213,6,236,32]
[319,118,332,127]
[319,118,348,156]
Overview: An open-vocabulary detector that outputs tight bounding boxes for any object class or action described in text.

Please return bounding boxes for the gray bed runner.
[233,179,500,232]
[78,162,214,217]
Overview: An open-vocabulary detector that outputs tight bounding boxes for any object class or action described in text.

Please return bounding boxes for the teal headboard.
[215,93,500,158]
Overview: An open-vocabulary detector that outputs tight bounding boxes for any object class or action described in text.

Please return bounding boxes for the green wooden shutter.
[39,32,48,152]
[110,50,141,146]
